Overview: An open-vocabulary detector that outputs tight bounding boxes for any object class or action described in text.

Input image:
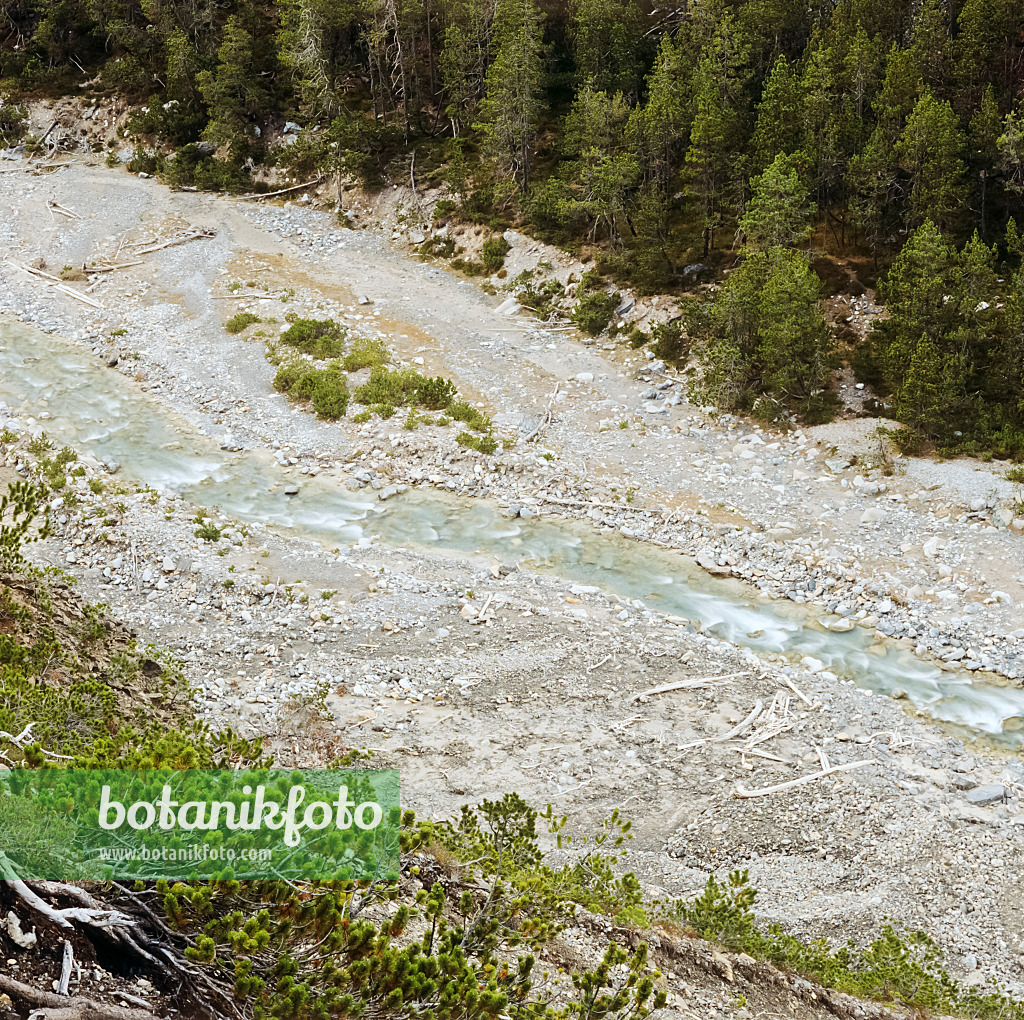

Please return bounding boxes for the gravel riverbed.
[2,157,1024,1007]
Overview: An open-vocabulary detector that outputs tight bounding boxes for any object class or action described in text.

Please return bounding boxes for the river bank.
[2,157,1024,999]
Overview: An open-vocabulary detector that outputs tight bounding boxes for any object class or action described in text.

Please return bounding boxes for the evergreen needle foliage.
[5,0,1024,448]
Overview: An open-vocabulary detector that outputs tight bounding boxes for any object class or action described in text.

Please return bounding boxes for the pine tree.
[968,86,1003,238]
[895,90,967,230]
[626,34,690,196]
[738,153,813,250]
[848,45,923,255]
[750,55,804,173]
[684,15,748,255]
[561,84,639,243]
[277,0,364,117]
[757,250,832,407]
[474,0,545,203]
[438,0,497,134]
[841,22,883,123]
[871,222,1008,447]
[908,0,950,95]
[568,0,643,100]
[998,103,1024,198]
[954,0,1024,103]
[196,15,269,146]
[687,247,832,419]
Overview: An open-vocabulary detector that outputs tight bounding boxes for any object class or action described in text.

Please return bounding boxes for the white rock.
[992,506,1013,529]
[575,372,594,383]
[801,656,825,673]
[827,617,854,631]
[4,911,37,948]
[860,507,886,524]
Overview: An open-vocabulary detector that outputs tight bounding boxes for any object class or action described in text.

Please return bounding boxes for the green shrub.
[279,317,345,359]
[126,146,160,175]
[418,234,457,260]
[417,375,458,409]
[311,375,350,419]
[649,320,688,365]
[195,521,222,541]
[508,269,563,320]
[224,312,260,334]
[571,272,620,335]
[0,104,28,146]
[354,366,423,406]
[342,337,389,371]
[273,359,349,421]
[161,143,251,192]
[456,432,498,454]
[446,400,490,433]
[481,236,512,272]
[451,257,488,275]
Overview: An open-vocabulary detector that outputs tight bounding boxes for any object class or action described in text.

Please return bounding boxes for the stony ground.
[2,154,1024,1014]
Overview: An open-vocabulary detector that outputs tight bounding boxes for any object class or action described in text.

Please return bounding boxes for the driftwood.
[132,229,215,255]
[85,261,144,274]
[782,676,814,706]
[4,260,104,309]
[238,177,323,201]
[674,698,763,750]
[57,939,74,995]
[541,494,663,516]
[47,201,82,220]
[523,384,560,443]
[0,974,157,1020]
[734,759,874,798]
[629,672,746,703]
[730,746,789,764]
[0,162,69,174]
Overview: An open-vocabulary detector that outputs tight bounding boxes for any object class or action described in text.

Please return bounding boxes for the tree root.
[1,863,239,1018]
[0,975,157,1020]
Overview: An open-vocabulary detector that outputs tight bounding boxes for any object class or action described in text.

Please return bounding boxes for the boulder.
[992,506,1013,529]
[965,784,1005,806]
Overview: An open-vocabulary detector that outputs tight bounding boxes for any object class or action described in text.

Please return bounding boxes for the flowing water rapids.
[3,319,1024,748]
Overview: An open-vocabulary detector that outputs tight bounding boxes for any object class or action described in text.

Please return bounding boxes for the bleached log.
[734,759,874,798]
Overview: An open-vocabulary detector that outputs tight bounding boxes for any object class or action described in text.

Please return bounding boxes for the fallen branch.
[85,261,144,273]
[0,975,156,1020]
[674,699,763,750]
[4,260,104,309]
[539,494,663,516]
[47,201,82,220]
[0,855,130,930]
[734,759,874,798]
[238,178,323,201]
[132,230,214,255]
[57,939,74,995]
[630,672,746,703]
[729,746,789,764]
[0,162,69,174]
[783,676,814,707]
[523,384,560,443]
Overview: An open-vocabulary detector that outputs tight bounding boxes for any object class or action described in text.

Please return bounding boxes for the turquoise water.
[3,319,1023,747]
